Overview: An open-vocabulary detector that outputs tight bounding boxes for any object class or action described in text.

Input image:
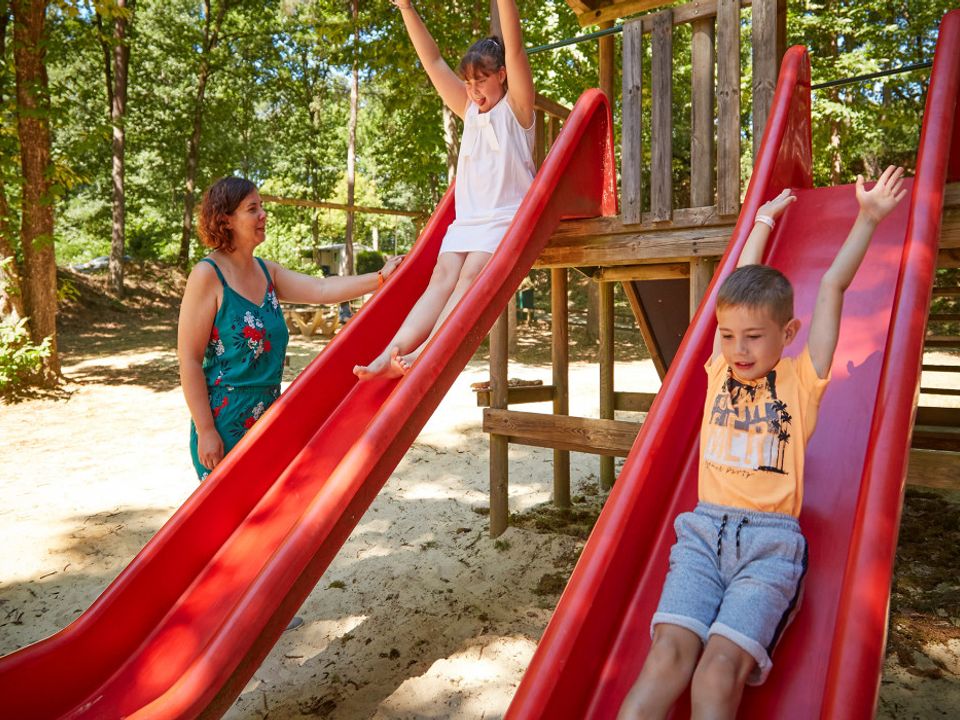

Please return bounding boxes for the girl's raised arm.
[394,1,469,118]
[497,0,535,127]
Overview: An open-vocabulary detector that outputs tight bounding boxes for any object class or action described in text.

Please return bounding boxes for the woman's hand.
[757,188,797,221]
[381,254,404,281]
[197,427,225,471]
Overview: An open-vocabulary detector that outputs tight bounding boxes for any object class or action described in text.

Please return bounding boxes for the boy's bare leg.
[617,624,702,720]
[354,252,465,379]
[690,635,756,720]
[399,250,492,367]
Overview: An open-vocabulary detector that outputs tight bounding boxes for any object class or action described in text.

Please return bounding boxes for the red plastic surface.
[507,11,959,720]
[0,90,616,719]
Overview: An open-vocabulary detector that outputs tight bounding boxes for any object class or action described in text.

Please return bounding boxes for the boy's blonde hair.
[716,264,794,326]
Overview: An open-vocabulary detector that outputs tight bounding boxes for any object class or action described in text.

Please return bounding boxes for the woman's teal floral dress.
[190,257,289,480]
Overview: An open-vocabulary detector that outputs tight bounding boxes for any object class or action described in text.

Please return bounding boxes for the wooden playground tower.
[481,0,960,536]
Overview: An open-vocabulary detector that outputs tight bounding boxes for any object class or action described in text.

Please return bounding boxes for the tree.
[12,0,59,379]
[0,0,23,321]
[343,0,358,276]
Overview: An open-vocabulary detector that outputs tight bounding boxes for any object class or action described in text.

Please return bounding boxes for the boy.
[618,166,907,720]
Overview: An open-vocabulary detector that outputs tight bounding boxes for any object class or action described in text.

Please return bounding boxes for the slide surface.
[0,90,616,719]
[508,11,960,720]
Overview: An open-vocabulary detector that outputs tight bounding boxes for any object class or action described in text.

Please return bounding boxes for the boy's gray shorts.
[651,502,808,685]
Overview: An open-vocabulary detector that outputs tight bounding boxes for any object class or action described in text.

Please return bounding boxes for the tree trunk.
[12,0,59,378]
[0,3,24,321]
[178,0,228,270]
[109,0,131,296]
[343,0,358,277]
[442,104,459,184]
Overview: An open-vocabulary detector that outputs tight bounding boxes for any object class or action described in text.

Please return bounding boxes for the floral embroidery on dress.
[208,325,225,356]
[266,283,280,311]
[231,309,273,368]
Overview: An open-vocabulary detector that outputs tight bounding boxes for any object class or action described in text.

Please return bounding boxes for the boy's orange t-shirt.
[699,348,830,517]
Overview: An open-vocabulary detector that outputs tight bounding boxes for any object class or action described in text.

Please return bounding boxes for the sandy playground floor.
[0,274,958,719]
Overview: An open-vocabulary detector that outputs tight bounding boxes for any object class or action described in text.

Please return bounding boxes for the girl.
[179,176,401,480]
[353,0,536,379]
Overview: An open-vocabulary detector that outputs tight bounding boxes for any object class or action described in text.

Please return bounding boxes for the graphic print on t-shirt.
[703,369,792,475]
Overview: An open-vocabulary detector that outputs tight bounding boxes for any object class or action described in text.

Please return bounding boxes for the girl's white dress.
[439,96,536,255]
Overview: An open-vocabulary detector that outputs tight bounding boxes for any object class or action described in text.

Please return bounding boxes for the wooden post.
[490,307,509,537]
[599,21,616,99]
[552,268,571,508]
[691,17,715,208]
[548,116,560,152]
[534,109,546,168]
[717,0,741,216]
[651,10,674,222]
[622,19,644,225]
[690,257,714,320]
[599,281,615,489]
[752,0,780,159]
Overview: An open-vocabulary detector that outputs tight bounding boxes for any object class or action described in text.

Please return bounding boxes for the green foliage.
[355,249,385,275]
[0,318,52,395]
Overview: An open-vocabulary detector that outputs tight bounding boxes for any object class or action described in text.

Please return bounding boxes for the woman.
[178,176,401,479]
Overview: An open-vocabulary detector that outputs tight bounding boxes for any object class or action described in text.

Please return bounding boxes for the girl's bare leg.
[399,250,492,367]
[354,252,465,379]
[617,624,702,720]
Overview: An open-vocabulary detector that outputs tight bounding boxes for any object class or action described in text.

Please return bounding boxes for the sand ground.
[1,294,957,718]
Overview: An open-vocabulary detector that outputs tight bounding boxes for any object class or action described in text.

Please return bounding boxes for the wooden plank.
[548,116,561,152]
[489,309,509,537]
[476,384,557,407]
[940,248,960,267]
[564,205,732,236]
[920,387,960,397]
[716,0,741,216]
[483,409,640,457]
[535,93,571,120]
[916,406,960,427]
[691,17,715,208]
[599,20,616,100]
[537,224,734,268]
[622,280,668,378]
[924,336,960,348]
[552,268,571,508]
[906,449,960,490]
[751,0,779,160]
[690,256,715,319]
[650,10,674,223]
[534,109,546,169]
[599,263,691,282]
[577,0,754,29]
[621,20,644,225]
[600,281,616,488]
[614,391,657,412]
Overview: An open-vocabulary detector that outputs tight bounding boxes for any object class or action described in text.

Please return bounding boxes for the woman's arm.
[268,255,403,305]
[497,0,535,127]
[393,1,469,118]
[177,264,224,470]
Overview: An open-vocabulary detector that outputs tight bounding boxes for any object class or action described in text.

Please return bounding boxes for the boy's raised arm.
[807,166,908,378]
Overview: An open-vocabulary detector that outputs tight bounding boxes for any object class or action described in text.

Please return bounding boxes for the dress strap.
[254,257,272,287]
[200,257,228,287]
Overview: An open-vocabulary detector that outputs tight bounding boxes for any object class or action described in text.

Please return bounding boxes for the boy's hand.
[856,165,909,224]
[757,188,797,221]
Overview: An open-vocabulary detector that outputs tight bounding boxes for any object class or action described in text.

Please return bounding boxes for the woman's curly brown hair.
[197,176,257,252]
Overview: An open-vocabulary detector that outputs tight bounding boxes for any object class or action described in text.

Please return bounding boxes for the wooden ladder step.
[922,364,960,372]
[920,387,960,397]
[929,313,960,322]
[932,287,960,297]
[924,336,960,349]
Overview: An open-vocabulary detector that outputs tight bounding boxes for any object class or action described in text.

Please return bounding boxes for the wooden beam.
[650,10,674,222]
[534,109,546,169]
[622,280,669,378]
[599,20,616,100]
[552,268,571,508]
[907,449,960,490]
[535,93,571,120]
[716,0,741,216]
[600,281,616,488]
[576,0,754,29]
[621,19,644,224]
[690,256,715,319]
[489,310,509,538]
[599,262,691,282]
[537,224,733,268]
[563,205,733,236]
[614,391,657,412]
[691,16,715,208]
[476,384,556,407]
[483,409,641,457]
[752,0,779,160]
[261,194,422,218]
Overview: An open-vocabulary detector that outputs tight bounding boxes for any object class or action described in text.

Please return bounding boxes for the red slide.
[0,91,616,718]
[508,10,960,720]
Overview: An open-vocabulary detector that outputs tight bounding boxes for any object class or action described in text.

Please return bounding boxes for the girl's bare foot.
[354,347,410,380]
[385,347,411,378]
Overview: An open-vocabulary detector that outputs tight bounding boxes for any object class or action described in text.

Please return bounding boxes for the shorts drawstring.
[716,514,728,567]
[716,514,750,566]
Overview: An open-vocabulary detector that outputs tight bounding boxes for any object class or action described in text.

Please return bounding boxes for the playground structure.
[480,0,960,536]
[0,2,957,718]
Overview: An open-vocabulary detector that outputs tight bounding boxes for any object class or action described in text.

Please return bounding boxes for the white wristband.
[755,214,775,230]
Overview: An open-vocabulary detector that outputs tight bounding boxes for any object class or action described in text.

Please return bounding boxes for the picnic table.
[282,304,340,337]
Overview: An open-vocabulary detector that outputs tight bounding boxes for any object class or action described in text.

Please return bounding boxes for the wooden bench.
[282,304,340,337]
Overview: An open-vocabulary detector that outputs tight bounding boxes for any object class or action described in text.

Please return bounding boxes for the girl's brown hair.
[458,35,506,81]
[197,176,257,252]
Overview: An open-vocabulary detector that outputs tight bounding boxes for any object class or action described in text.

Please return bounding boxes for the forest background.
[0,0,956,386]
